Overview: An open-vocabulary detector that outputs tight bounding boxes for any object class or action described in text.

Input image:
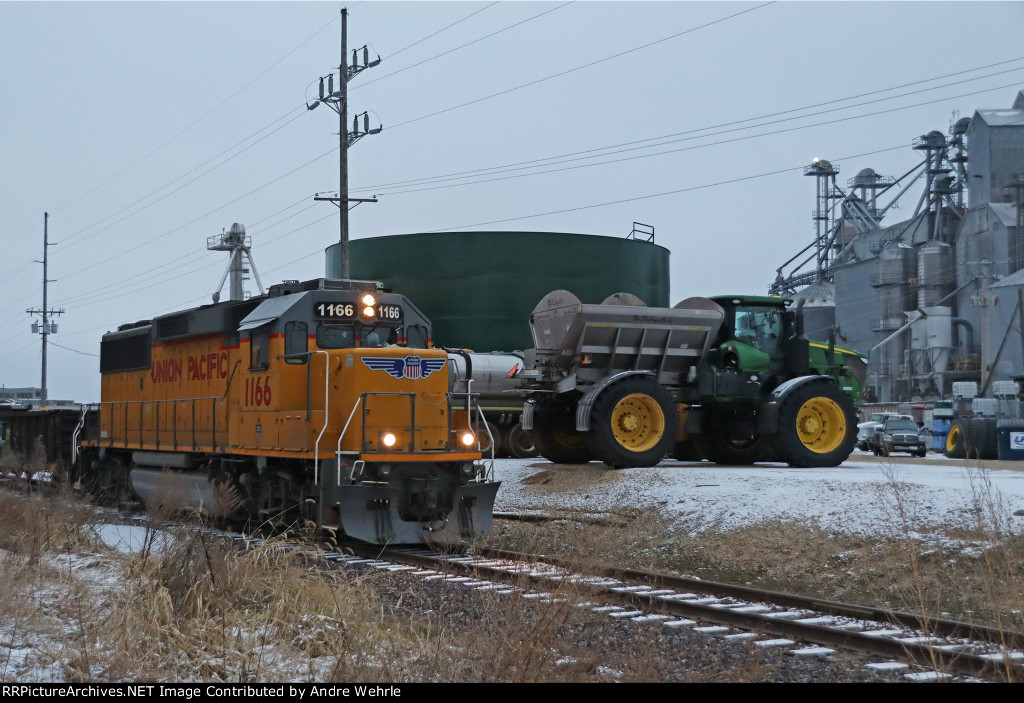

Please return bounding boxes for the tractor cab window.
[734,307,782,354]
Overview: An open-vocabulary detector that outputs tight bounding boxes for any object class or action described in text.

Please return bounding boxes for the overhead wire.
[384,1,776,131]
[349,58,1024,194]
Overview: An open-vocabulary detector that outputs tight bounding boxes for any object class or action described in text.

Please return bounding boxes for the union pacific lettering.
[151,352,229,383]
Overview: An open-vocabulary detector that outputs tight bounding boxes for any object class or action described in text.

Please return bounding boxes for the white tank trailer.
[445,350,537,458]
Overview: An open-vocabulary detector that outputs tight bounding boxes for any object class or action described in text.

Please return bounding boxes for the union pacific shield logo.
[362,355,447,380]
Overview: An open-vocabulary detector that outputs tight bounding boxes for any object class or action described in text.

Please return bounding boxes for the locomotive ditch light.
[381,432,398,448]
[461,431,475,447]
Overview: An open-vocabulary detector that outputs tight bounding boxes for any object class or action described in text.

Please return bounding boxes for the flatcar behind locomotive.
[77,278,500,544]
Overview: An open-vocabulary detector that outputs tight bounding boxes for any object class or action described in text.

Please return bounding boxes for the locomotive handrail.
[94,359,242,451]
[337,396,365,484]
[277,350,330,484]
[71,403,99,464]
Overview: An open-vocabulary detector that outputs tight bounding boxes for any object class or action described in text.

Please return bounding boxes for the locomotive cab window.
[404,324,429,349]
[317,324,354,349]
[284,321,308,364]
[250,328,270,370]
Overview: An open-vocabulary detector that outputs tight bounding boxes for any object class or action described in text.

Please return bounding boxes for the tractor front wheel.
[775,380,857,468]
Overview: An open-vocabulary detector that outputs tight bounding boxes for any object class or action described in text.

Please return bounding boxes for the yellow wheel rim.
[945,425,959,452]
[795,397,846,454]
[610,393,665,452]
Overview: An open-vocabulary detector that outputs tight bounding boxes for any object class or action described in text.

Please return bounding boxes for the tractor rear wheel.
[775,380,857,468]
[531,394,592,464]
[587,377,677,468]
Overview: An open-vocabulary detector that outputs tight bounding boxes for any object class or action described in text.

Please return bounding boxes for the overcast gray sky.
[2,1,1022,403]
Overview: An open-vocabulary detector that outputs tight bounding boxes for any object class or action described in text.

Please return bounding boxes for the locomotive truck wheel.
[531,394,592,464]
[505,422,538,459]
[586,377,676,469]
[775,380,857,468]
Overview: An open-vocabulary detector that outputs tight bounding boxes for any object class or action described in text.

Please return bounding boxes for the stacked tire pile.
[942,381,1024,460]
[943,416,998,459]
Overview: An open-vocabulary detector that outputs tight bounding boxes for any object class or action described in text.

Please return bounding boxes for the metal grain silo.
[326,231,670,351]
[917,240,954,308]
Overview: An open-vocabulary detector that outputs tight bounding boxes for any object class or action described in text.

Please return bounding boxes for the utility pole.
[26,213,64,408]
[308,7,382,280]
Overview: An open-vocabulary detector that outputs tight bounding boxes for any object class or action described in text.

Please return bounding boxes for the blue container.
[997,425,1024,460]
[931,418,952,434]
[932,432,948,451]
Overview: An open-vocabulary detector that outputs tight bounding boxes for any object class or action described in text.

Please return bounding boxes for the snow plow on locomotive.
[76,278,500,545]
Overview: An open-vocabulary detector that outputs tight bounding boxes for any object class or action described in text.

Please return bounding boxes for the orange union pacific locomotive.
[77,277,500,544]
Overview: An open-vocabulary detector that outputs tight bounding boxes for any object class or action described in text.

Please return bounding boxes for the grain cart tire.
[698,405,771,465]
[672,439,704,462]
[587,377,677,469]
[532,394,592,464]
[505,422,538,459]
[473,420,503,456]
[775,380,857,468]
[944,419,969,458]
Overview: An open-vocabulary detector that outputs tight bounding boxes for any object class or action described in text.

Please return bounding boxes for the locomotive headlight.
[461,431,475,447]
[362,306,375,318]
[382,432,397,448]
[362,294,376,307]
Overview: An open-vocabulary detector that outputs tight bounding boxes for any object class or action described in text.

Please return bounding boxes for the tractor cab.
[706,296,808,393]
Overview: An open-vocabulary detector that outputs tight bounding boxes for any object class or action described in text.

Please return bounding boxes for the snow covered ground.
[490,451,1024,537]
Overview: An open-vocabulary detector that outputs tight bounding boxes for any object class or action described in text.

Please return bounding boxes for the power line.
[354,79,1024,198]
[355,1,573,91]
[385,1,776,131]
[349,57,1024,193]
[423,143,913,233]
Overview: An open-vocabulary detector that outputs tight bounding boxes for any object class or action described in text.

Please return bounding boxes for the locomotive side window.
[317,324,354,349]
[405,324,429,349]
[250,328,270,370]
[284,321,308,364]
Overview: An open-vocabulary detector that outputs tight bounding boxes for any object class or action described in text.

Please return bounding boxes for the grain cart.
[518,290,860,468]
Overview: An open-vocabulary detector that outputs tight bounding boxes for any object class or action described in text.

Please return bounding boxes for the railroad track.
[156,519,1022,682]
[302,539,1022,682]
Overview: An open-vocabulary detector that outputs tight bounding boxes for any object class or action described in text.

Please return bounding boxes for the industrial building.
[772,90,1024,403]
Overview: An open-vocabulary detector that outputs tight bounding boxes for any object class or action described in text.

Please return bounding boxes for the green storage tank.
[325,231,670,352]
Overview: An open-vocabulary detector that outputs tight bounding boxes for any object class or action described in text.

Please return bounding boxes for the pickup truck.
[857,412,913,451]
[872,418,927,457]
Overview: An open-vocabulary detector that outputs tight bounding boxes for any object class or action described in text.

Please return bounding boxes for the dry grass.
[1,449,1021,682]
[481,468,1024,635]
